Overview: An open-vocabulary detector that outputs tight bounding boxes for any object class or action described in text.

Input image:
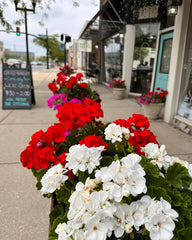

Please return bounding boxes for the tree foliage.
[33,34,65,62]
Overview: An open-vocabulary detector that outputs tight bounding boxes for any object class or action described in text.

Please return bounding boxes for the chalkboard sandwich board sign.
[2,65,32,109]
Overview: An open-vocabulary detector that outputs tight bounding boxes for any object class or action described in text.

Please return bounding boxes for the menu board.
[2,66,32,109]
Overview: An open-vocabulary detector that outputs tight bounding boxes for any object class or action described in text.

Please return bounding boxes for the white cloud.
[0,0,99,57]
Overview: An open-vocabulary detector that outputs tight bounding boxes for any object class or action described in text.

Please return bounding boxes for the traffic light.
[16,27,20,36]
[65,36,71,42]
[61,34,64,41]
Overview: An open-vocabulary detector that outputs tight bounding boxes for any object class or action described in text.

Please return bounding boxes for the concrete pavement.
[0,68,192,240]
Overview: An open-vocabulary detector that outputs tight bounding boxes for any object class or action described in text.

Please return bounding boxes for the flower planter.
[142,103,164,120]
[112,88,126,99]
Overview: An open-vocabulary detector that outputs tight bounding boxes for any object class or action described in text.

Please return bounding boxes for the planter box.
[112,88,126,100]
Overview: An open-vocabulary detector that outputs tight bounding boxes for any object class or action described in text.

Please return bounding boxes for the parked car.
[7,58,22,65]
[31,61,38,65]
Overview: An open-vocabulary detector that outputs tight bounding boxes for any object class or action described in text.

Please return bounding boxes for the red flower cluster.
[79,83,88,88]
[127,114,150,129]
[139,88,168,105]
[48,82,58,93]
[113,114,158,155]
[56,99,103,131]
[59,65,74,76]
[110,79,126,88]
[20,123,70,170]
[56,72,67,85]
[79,134,108,149]
[128,129,158,155]
[66,76,77,89]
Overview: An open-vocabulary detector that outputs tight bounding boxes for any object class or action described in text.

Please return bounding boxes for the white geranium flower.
[72,229,85,240]
[185,162,192,177]
[120,154,144,176]
[95,167,112,183]
[84,215,113,240]
[160,198,179,220]
[104,123,130,143]
[127,173,147,196]
[146,213,175,240]
[103,181,123,202]
[108,160,126,184]
[125,201,145,231]
[113,203,128,238]
[55,222,73,240]
[66,144,104,174]
[141,143,160,159]
[40,164,68,195]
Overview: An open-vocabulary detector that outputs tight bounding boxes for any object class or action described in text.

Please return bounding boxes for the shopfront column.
[164,0,191,123]
[122,24,136,93]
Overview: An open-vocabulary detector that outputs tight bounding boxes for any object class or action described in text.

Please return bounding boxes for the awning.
[79,0,127,41]
[79,0,169,41]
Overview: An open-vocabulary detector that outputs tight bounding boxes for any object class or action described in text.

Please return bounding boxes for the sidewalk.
[0,69,192,240]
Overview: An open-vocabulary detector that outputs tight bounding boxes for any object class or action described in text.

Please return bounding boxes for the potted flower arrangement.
[139,88,168,120]
[47,71,101,110]
[20,95,192,240]
[109,79,126,100]
[59,65,74,76]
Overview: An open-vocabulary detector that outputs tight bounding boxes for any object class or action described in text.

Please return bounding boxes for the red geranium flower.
[56,99,103,131]
[54,152,67,166]
[113,119,129,128]
[76,73,84,80]
[79,134,108,149]
[128,129,159,155]
[127,114,150,130]
[66,76,77,89]
[79,83,88,88]
[48,82,58,93]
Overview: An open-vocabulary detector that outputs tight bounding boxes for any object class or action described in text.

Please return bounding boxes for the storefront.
[177,3,192,122]
[79,0,192,132]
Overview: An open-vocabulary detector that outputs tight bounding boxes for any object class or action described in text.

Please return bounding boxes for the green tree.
[33,34,65,62]
[134,47,149,61]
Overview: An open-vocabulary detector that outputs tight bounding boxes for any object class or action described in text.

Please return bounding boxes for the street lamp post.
[14,0,36,67]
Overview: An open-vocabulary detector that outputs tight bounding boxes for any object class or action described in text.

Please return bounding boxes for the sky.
[0,0,100,58]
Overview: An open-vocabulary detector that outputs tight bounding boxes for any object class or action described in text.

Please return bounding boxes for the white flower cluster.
[55,179,178,240]
[142,143,192,177]
[104,123,131,143]
[40,164,68,195]
[66,144,105,174]
[95,153,147,200]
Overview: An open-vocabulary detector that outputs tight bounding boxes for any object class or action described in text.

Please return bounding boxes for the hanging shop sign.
[75,39,92,52]
[138,6,159,20]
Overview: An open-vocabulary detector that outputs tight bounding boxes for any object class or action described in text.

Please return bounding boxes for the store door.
[154,31,173,90]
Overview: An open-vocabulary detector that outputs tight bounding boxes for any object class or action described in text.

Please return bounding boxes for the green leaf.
[147,186,172,202]
[166,163,192,189]
[100,156,114,167]
[31,167,47,181]
[177,227,192,240]
[56,187,71,204]
[168,188,183,206]
[49,204,65,226]
[52,214,68,230]
[48,229,58,240]
[142,162,159,178]
[31,167,47,191]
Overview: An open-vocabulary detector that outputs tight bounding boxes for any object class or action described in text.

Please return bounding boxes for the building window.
[130,23,159,93]
[177,5,192,121]
[104,34,123,83]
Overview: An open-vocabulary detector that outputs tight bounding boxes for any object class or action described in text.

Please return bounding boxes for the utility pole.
[46,28,49,69]
[14,0,36,67]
